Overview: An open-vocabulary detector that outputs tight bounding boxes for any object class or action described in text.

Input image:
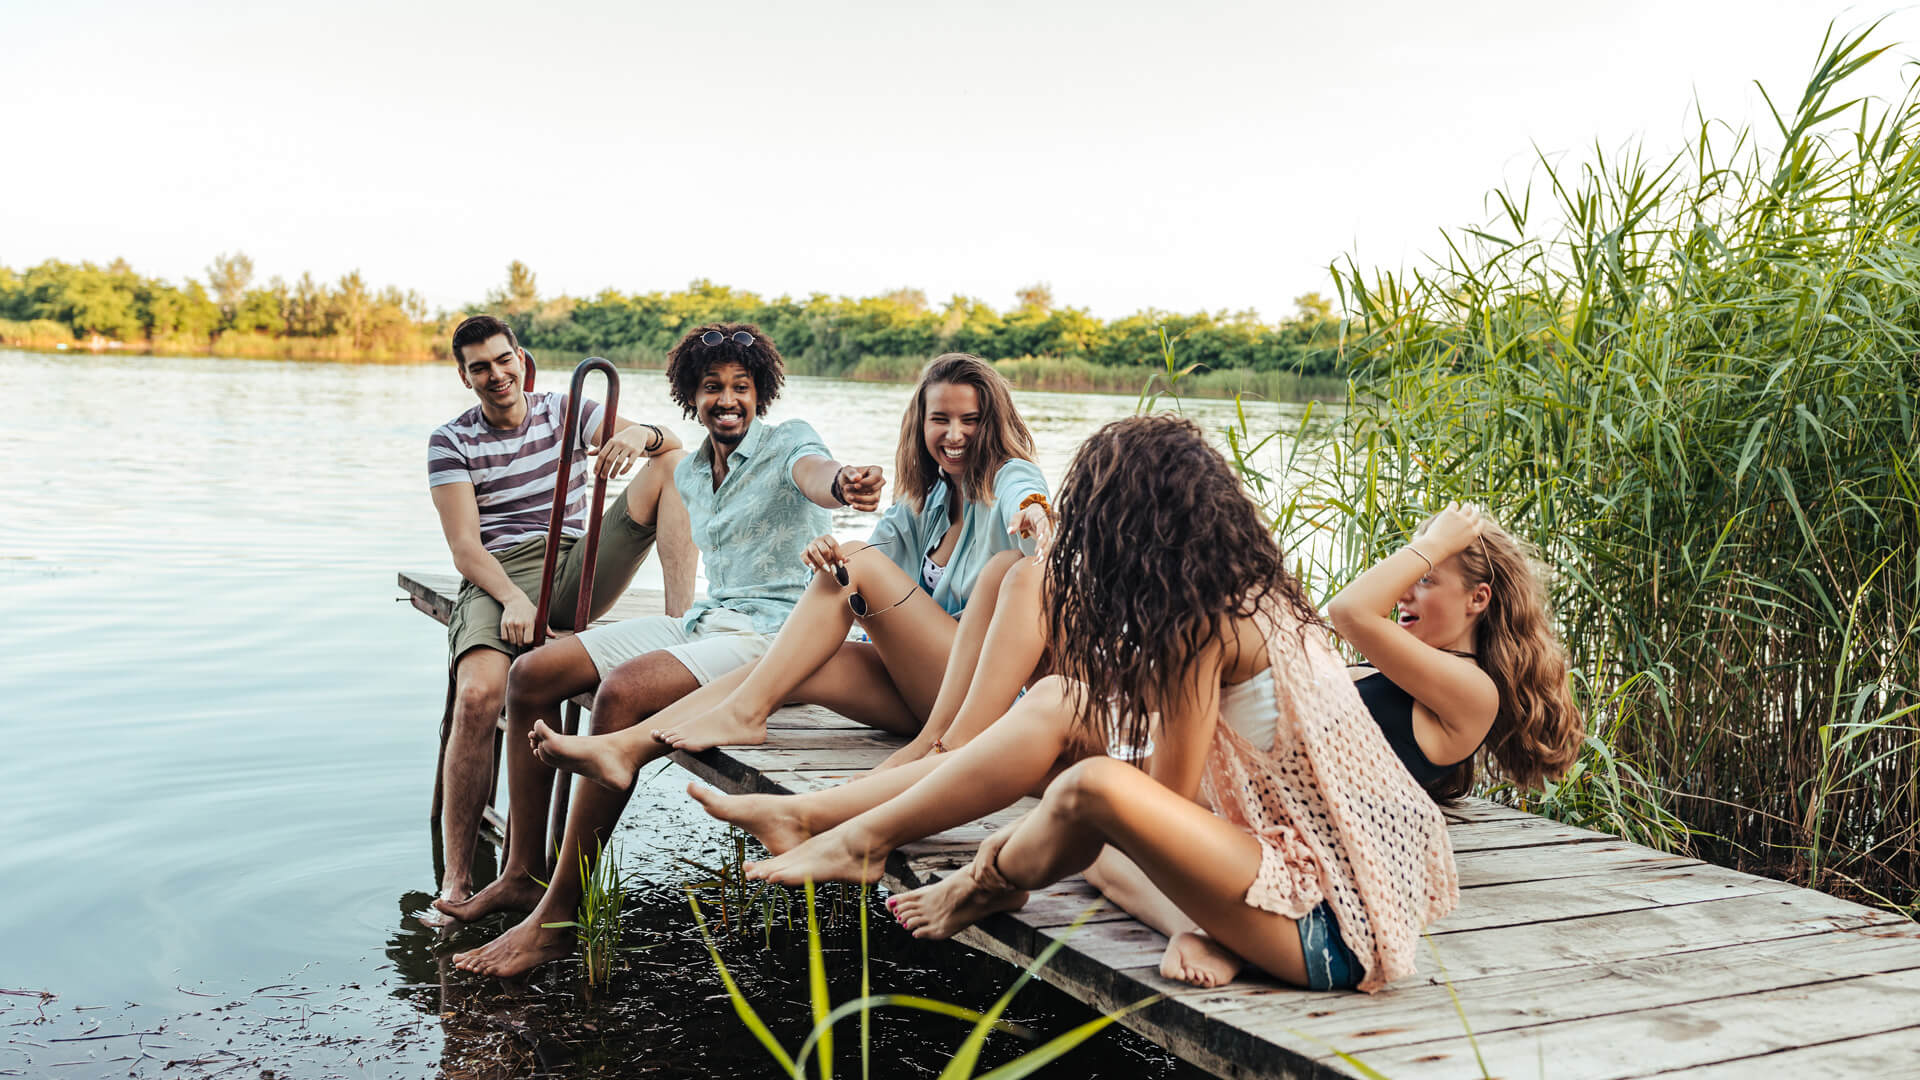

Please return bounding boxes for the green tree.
[206,252,255,327]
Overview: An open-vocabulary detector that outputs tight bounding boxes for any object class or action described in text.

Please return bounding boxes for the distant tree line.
[0,255,1347,378]
[0,254,435,357]
[495,262,1346,377]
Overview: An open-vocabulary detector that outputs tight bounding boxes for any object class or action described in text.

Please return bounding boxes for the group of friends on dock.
[422,314,1585,993]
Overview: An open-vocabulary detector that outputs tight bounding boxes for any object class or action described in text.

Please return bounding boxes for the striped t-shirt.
[427,391,609,552]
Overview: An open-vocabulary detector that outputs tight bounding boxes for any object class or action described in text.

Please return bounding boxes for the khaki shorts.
[447,493,657,669]
[576,608,770,685]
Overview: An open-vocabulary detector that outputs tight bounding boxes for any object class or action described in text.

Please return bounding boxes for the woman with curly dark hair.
[740,414,1469,993]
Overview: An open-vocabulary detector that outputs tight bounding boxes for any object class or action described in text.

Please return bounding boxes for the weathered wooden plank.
[1334,963,1920,1079]
[1166,920,1920,1063]
[1453,840,1701,888]
[1674,1023,1920,1079]
[1434,863,1798,933]
[1442,815,1618,853]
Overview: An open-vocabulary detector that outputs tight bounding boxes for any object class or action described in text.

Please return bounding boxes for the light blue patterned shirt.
[866,459,1048,617]
[675,418,834,635]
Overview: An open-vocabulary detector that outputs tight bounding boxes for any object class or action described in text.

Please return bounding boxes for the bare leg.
[744,676,1082,885]
[543,645,916,791]
[895,757,1308,987]
[1085,849,1243,988]
[433,638,600,922]
[453,651,699,977]
[656,543,957,751]
[698,554,1049,850]
[875,550,1023,769]
[437,647,510,909]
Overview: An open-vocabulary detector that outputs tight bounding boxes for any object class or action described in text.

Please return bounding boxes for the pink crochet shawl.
[1199,601,1459,992]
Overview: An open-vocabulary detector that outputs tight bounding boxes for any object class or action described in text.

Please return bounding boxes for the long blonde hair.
[894,353,1037,511]
[1433,521,1584,797]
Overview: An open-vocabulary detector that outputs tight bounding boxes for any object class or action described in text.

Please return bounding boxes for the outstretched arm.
[791,453,885,512]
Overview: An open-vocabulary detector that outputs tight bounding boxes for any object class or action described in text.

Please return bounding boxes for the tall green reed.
[1274,22,1918,909]
[691,883,1157,1079]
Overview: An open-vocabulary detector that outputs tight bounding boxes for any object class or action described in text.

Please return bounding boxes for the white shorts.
[575,608,771,685]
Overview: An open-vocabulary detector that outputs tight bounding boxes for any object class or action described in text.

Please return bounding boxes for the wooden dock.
[402,570,1920,1079]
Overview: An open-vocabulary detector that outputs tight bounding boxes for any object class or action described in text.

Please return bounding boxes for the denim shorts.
[1298,902,1361,990]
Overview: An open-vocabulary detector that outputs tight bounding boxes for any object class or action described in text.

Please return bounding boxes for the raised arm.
[790,454,885,512]
[430,483,538,646]
[1326,502,1499,738]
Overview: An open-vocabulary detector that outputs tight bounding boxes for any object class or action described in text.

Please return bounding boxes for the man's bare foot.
[652,704,768,753]
[431,870,548,923]
[1160,930,1242,989]
[530,719,636,791]
[418,877,473,927]
[743,824,887,886]
[451,915,574,977]
[887,867,1029,940]
[687,783,813,855]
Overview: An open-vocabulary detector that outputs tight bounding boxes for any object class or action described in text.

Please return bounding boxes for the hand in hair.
[834,465,886,512]
[1421,501,1492,556]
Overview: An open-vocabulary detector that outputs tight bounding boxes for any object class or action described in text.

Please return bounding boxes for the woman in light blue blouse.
[630,353,1053,754]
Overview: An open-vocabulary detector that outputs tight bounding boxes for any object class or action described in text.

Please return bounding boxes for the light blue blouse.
[864,458,1048,617]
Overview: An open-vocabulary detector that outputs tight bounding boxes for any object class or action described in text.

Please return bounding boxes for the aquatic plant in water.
[691,879,1158,1079]
[542,838,627,993]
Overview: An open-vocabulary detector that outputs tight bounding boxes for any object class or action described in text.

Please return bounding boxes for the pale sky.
[6,1,1915,320]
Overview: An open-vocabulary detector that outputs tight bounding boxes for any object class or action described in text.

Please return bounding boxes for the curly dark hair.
[664,323,785,419]
[1045,414,1324,758]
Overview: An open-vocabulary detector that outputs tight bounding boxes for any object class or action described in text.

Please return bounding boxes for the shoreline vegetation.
[1259,24,1919,916]
[0,258,1350,402]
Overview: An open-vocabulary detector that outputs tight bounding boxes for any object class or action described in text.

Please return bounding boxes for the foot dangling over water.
[530,719,637,792]
[431,871,547,924]
[652,703,769,753]
[887,867,1029,940]
[687,783,813,855]
[743,823,888,886]
[452,914,573,977]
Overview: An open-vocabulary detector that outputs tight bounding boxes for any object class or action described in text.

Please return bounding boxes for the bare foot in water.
[1160,930,1242,989]
[652,704,768,753]
[687,783,813,855]
[418,876,473,928]
[431,870,547,924]
[452,914,573,977]
[743,824,888,886]
[530,719,636,792]
[888,868,1029,940]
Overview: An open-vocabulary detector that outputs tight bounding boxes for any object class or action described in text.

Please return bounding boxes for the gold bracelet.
[1406,545,1434,573]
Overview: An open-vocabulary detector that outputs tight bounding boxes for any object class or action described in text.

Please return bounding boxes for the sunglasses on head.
[701,330,756,348]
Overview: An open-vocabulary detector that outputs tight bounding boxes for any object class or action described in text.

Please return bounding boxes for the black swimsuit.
[1349,662,1478,785]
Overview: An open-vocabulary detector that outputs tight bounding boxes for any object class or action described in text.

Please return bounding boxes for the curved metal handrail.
[531,356,619,646]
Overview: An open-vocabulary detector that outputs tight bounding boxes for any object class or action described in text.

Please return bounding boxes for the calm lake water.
[0,350,1306,1078]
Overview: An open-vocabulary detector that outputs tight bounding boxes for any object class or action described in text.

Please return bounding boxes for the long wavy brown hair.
[1427,521,1585,798]
[895,353,1036,511]
[1045,415,1322,758]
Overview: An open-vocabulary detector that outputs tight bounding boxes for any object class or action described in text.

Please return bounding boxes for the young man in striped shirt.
[427,314,696,916]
